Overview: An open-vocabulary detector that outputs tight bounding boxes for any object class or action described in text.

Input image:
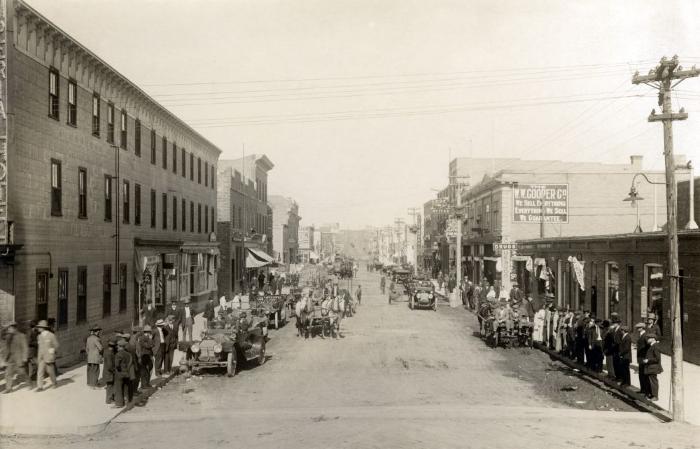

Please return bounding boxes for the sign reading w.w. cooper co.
[513,184,569,223]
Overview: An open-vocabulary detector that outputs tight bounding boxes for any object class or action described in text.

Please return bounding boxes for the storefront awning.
[181,245,220,255]
[248,248,275,263]
[245,248,276,268]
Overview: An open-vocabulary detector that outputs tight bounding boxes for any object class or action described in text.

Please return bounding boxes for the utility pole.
[450,174,470,300]
[633,55,700,422]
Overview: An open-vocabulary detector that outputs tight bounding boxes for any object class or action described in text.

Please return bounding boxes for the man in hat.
[36,320,59,391]
[645,313,661,339]
[164,316,178,374]
[643,334,662,401]
[2,321,28,393]
[141,302,157,328]
[113,339,135,408]
[138,325,155,389]
[102,336,117,404]
[127,327,142,396]
[153,319,167,377]
[182,298,194,342]
[204,295,216,329]
[610,313,624,382]
[169,302,182,331]
[86,325,103,388]
[635,322,650,397]
[618,325,632,386]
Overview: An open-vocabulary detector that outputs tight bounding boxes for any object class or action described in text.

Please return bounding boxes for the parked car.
[409,284,437,311]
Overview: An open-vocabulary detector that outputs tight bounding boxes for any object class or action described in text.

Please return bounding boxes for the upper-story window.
[78,168,87,219]
[92,93,100,136]
[50,159,62,216]
[134,120,141,157]
[104,175,112,222]
[107,103,115,143]
[181,148,186,178]
[190,153,194,181]
[122,180,130,224]
[197,157,202,184]
[172,142,177,173]
[205,162,209,187]
[211,166,215,190]
[67,80,77,126]
[150,129,156,164]
[162,136,168,169]
[48,68,60,120]
[120,110,127,149]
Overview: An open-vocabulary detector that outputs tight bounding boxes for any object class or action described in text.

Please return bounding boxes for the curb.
[0,371,179,437]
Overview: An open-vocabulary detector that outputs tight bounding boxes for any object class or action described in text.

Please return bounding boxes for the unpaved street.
[4,270,698,449]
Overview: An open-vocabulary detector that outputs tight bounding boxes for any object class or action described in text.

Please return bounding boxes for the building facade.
[216,155,274,297]
[269,195,300,264]
[298,225,316,263]
[2,1,221,364]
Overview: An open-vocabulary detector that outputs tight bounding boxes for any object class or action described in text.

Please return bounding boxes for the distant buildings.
[298,225,316,263]
[269,195,301,264]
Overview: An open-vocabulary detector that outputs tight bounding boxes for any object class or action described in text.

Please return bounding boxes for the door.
[626,264,635,327]
[36,270,49,322]
[590,262,598,317]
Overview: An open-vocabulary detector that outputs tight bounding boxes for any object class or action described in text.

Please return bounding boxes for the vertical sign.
[0,0,7,244]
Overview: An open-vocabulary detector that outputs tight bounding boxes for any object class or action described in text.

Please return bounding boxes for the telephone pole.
[633,55,700,422]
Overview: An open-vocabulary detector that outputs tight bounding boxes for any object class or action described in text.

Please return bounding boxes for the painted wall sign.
[513,184,569,223]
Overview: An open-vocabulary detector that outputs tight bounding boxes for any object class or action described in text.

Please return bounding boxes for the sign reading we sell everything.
[513,184,569,223]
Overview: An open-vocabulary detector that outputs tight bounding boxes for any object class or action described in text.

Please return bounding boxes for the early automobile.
[392,268,412,286]
[252,293,288,329]
[178,311,267,376]
[409,284,437,311]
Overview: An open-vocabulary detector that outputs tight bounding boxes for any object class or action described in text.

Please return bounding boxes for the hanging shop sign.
[513,184,569,223]
[445,219,460,238]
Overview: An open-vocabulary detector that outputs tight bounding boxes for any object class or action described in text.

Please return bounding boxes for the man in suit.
[153,319,167,377]
[2,321,28,393]
[182,299,194,342]
[112,339,135,408]
[609,313,623,380]
[102,336,117,404]
[138,326,155,389]
[85,325,103,388]
[164,315,178,374]
[643,334,663,401]
[168,302,182,333]
[618,325,632,386]
[635,322,650,397]
[35,320,59,391]
[203,296,216,329]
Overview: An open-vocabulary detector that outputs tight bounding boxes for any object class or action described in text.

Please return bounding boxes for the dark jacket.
[102,347,115,383]
[114,349,135,380]
[619,333,632,361]
[138,333,155,356]
[645,343,663,375]
[636,331,649,361]
[3,331,28,365]
[603,327,616,355]
[204,301,216,321]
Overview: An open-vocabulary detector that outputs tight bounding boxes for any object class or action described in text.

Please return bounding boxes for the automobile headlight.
[191,344,200,353]
[213,344,223,353]
[429,294,433,299]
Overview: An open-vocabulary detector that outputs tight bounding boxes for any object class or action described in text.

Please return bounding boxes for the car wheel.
[227,351,237,377]
[257,340,266,366]
[409,298,413,309]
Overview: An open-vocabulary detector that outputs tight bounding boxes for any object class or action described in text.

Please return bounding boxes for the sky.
[28,0,700,229]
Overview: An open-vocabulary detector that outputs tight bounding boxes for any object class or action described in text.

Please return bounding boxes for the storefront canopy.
[246,248,276,268]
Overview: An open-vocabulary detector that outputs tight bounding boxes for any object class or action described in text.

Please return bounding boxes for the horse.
[295,295,313,338]
[321,295,346,338]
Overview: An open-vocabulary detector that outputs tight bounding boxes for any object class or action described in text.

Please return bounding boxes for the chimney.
[674,153,688,168]
[630,155,644,170]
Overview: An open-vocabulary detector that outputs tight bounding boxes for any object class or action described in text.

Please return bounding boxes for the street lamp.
[623,173,665,233]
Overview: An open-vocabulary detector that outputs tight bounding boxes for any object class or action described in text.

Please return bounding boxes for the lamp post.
[623,173,666,233]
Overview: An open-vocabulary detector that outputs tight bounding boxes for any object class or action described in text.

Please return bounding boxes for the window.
[181,148,186,177]
[198,203,202,233]
[190,153,194,180]
[182,198,186,231]
[197,157,202,184]
[605,262,620,319]
[162,193,168,230]
[122,180,130,224]
[50,159,62,216]
[205,205,208,233]
[211,207,215,229]
[205,161,209,187]
[107,103,115,143]
[67,80,77,126]
[645,264,665,335]
[120,110,127,149]
[150,189,156,228]
[104,175,112,221]
[173,196,178,230]
[49,68,59,120]
[92,93,100,136]
[162,136,167,170]
[57,269,68,328]
[172,143,177,173]
[211,166,215,190]
[36,271,49,321]
[103,265,112,317]
[119,264,127,313]
[150,130,156,164]
[190,201,194,232]
[135,119,141,157]
[134,183,141,225]
[77,266,87,323]
[78,168,87,218]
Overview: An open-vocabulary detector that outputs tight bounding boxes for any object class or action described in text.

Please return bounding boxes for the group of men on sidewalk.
[2,320,60,393]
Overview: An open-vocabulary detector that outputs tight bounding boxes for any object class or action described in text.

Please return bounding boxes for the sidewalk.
[0,314,209,436]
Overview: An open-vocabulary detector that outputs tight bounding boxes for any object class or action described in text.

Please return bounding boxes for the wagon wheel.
[322,320,331,338]
[227,351,238,377]
[257,339,267,366]
[493,331,499,348]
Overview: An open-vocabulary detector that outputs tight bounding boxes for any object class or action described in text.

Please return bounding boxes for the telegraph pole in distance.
[633,55,700,422]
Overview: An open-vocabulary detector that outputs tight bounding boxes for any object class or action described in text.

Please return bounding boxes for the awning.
[181,244,220,255]
[245,248,276,269]
[248,248,275,263]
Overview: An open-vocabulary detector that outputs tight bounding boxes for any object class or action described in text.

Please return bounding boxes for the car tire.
[227,351,237,377]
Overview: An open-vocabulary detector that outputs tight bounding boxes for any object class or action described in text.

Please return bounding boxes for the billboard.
[513,184,569,223]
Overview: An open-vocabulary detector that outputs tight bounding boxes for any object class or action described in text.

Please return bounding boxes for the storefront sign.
[445,219,460,238]
[0,0,8,244]
[494,242,518,251]
[513,184,569,223]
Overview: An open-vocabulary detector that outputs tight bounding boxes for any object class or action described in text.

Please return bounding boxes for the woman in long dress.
[533,307,546,343]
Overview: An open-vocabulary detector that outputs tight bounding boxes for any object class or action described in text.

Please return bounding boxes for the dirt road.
[4,270,698,449]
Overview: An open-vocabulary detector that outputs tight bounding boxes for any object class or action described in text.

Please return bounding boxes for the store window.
[77,266,87,323]
[164,254,178,304]
[57,269,68,327]
[645,264,664,335]
[606,262,620,318]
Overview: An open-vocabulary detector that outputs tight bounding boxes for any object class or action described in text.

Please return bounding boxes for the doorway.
[36,270,49,322]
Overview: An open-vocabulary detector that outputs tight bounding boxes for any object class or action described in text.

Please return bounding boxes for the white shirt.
[185,306,191,319]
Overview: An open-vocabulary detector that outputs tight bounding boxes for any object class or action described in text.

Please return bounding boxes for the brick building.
[515,231,700,364]
[216,155,274,297]
[1,1,221,364]
[458,156,666,296]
